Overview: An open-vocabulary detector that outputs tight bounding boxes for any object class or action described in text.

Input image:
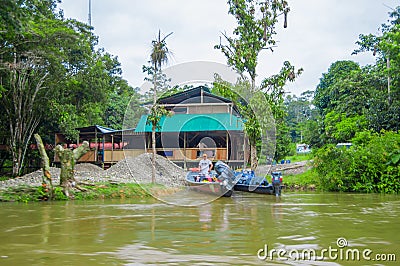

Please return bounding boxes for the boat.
[234,170,283,196]
[185,161,237,197]
[185,170,233,197]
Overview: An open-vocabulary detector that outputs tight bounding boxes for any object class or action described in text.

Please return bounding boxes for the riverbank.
[0,153,187,190]
[0,182,181,202]
[282,168,319,191]
[256,160,318,190]
[0,153,187,202]
[0,156,317,202]
[0,179,180,203]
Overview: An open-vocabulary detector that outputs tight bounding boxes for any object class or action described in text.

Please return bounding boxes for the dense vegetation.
[0,0,143,176]
[285,7,400,193]
[314,131,399,193]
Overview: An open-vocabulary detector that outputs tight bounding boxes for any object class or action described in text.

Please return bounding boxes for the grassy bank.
[0,183,178,203]
[282,168,319,191]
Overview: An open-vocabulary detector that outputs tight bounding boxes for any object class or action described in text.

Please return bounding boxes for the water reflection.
[0,193,399,265]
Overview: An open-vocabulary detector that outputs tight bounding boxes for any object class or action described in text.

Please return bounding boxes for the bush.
[314,131,400,193]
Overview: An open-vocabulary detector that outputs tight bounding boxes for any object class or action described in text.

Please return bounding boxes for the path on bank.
[255,160,312,177]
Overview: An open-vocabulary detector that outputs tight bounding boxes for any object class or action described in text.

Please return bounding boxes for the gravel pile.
[74,163,103,172]
[74,163,105,183]
[104,153,186,187]
[0,153,186,189]
[0,167,61,189]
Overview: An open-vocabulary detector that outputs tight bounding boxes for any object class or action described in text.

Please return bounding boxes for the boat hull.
[233,184,274,194]
[186,171,233,197]
[233,170,282,195]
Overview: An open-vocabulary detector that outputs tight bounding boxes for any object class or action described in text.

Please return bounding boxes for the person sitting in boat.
[198,153,213,181]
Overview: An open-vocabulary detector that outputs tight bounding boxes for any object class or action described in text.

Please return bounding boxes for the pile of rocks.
[74,163,103,172]
[74,163,105,183]
[0,167,61,189]
[104,153,186,187]
[0,153,186,189]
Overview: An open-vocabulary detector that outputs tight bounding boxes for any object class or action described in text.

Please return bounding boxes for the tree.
[352,6,400,132]
[324,112,367,143]
[261,61,302,160]
[215,0,290,92]
[34,133,53,199]
[104,84,144,130]
[35,132,90,198]
[285,93,312,143]
[0,0,84,176]
[214,75,275,167]
[314,59,399,145]
[314,61,361,115]
[147,30,172,183]
[215,0,301,169]
[0,0,132,176]
[354,6,400,105]
[47,51,129,141]
[313,61,370,145]
[0,58,47,176]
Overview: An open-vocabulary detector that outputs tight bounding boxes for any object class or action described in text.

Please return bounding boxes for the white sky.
[59,0,396,96]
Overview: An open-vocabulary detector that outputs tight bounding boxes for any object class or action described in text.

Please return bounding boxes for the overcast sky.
[59,0,396,96]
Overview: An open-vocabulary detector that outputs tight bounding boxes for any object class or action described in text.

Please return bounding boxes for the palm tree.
[151,30,173,72]
[149,30,172,183]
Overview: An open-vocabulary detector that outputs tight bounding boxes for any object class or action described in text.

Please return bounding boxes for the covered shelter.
[132,86,247,168]
[54,125,146,167]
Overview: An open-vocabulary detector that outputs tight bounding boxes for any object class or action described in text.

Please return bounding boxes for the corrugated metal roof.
[134,113,244,133]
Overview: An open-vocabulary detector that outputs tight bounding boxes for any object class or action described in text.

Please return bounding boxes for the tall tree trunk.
[250,76,258,171]
[151,69,158,184]
[151,125,156,183]
[55,141,89,197]
[387,56,391,105]
[250,143,258,171]
[34,134,53,200]
[242,133,249,169]
[2,62,47,176]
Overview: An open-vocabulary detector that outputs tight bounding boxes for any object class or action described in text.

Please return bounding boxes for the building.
[54,86,246,169]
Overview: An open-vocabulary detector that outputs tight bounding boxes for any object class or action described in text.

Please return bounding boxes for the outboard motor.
[271,171,282,196]
[214,161,236,190]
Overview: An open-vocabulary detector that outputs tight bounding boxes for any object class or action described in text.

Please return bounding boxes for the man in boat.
[198,153,213,181]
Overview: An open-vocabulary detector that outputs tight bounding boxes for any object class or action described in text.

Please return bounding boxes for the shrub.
[314,131,400,193]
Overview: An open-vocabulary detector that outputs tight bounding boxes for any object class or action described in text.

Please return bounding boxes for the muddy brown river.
[0,192,398,265]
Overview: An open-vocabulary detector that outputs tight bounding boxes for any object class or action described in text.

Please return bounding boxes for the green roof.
[134,113,244,133]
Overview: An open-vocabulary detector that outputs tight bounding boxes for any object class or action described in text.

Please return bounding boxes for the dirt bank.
[255,160,312,176]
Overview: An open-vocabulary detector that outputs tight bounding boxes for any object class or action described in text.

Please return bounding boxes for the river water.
[0,192,398,265]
